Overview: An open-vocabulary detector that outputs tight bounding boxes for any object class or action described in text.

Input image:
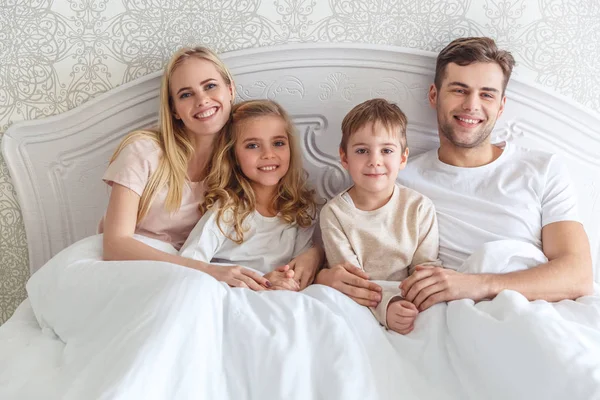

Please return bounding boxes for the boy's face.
[340,121,408,196]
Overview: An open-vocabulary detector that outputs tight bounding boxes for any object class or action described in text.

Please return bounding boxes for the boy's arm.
[319,206,361,268]
[408,199,442,275]
[370,281,403,328]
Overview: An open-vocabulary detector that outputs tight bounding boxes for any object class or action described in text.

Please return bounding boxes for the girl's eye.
[355,148,367,154]
[274,140,286,147]
[246,143,258,149]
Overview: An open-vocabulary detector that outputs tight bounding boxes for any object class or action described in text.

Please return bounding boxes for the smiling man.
[316,37,593,311]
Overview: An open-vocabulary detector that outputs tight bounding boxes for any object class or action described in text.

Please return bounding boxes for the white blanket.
[2,235,600,400]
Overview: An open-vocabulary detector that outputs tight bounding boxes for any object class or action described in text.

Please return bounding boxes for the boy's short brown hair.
[340,98,408,152]
[434,37,516,94]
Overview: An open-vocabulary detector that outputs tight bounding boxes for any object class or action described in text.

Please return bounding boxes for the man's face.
[429,62,506,149]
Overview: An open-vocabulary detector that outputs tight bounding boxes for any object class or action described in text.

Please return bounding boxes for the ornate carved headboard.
[3,44,600,278]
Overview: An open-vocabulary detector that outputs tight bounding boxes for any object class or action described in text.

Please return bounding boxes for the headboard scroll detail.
[3,44,599,279]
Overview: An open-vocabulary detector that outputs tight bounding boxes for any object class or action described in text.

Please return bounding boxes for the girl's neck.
[187,133,215,182]
[252,183,278,217]
[348,185,394,211]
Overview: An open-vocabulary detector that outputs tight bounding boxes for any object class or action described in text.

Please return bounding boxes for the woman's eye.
[206,83,217,90]
[180,92,191,99]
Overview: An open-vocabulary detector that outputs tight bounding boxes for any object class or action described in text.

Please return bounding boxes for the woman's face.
[170,57,233,138]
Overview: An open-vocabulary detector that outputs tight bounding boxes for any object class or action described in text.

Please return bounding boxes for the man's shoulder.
[501,143,561,173]
[395,183,435,210]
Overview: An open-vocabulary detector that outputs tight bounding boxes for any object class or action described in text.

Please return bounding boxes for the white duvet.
[1,235,600,400]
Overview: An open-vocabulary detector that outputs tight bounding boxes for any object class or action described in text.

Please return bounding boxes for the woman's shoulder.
[120,133,162,156]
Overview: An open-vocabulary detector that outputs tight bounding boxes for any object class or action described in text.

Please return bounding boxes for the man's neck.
[348,185,394,211]
[438,141,503,168]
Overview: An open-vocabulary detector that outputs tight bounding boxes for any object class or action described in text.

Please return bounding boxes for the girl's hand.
[203,263,271,291]
[264,265,300,291]
[288,246,324,290]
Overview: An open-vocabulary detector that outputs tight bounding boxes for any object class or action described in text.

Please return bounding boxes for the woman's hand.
[201,263,271,291]
[287,246,324,290]
[264,265,300,291]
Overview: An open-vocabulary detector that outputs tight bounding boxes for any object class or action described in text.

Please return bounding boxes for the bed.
[2,43,600,400]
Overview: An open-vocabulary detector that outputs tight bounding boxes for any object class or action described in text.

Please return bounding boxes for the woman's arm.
[102,183,270,290]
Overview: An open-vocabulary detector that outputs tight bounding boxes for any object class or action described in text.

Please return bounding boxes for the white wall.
[1,0,598,323]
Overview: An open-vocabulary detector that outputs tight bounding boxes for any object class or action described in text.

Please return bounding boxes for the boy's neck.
[252,183,278,217]
[348,184,395,211]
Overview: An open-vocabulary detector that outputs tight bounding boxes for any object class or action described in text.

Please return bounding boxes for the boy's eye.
[481,93,494,99]
[355,148,367,154]
[382,148,394,154]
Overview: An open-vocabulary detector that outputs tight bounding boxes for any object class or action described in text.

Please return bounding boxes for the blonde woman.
[100,47,323,290]
[179,100,317,291]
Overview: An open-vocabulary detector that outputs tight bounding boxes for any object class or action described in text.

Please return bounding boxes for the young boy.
[320,98,441,335]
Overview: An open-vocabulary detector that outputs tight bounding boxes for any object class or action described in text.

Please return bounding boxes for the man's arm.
[485,220,593,301]
[402,221,593,310]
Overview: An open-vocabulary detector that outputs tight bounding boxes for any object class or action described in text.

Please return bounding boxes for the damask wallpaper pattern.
[0,0,598,323]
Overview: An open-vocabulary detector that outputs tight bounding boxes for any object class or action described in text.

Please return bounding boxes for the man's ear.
[498,95,507,118]
[428,84,438,109]
[339,147,349,170]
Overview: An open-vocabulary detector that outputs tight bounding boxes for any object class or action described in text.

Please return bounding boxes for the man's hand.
[315,261,382,307]
[401,266,489,311]
[386,299,418,335]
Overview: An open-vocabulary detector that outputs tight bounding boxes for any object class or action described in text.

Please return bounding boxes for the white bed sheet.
[0,299,64,399]
[2,235,600,400]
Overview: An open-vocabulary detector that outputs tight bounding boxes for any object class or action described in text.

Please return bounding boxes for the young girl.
[179,100,317,290]
[100,47,323,291]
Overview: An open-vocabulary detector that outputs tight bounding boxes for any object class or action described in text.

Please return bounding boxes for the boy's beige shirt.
[320,184,441,327]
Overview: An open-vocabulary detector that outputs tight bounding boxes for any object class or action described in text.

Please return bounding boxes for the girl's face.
[170,57,233,138]
[234,115,291,192]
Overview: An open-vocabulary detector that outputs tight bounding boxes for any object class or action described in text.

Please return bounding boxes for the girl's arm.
[103,183,271,290]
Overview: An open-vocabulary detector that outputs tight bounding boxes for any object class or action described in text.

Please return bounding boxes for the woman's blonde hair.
[202,100,316,244]
[108,46,235,222]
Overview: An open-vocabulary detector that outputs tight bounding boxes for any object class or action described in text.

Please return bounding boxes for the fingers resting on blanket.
[265,265,300,291]
[387,299,418,335]
[205,264,271,291]
[315,261,383,307]
[400,266,488,311]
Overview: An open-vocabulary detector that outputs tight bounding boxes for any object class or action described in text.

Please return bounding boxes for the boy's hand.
[264,265,300,291]
[386,299,418,335]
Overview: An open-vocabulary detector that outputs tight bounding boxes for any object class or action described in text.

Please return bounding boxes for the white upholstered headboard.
[3,43,600,279]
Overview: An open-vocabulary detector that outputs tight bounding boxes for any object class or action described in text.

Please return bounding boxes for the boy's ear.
[399,146,410,169]
[339,147,349,170]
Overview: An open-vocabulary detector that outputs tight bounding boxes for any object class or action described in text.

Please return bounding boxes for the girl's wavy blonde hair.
[201,100,316,244]
[107,46,235,222]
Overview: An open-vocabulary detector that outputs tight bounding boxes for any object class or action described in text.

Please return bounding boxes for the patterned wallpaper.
[0,0,599,324]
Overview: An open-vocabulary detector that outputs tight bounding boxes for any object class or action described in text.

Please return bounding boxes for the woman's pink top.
[98,138,205,250]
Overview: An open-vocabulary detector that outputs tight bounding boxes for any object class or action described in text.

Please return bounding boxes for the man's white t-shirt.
[179,207,315,275]
[398,142,579,270]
